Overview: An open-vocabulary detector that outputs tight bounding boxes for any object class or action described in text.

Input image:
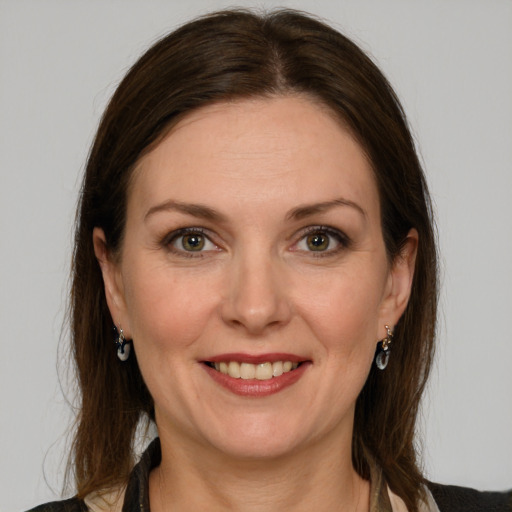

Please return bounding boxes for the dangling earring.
[115,327,131,361]
[375,325,393,370]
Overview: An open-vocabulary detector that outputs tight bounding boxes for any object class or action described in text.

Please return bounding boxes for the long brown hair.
[70,9,438,510]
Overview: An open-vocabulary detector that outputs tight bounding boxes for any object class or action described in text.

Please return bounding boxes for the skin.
[94,95,417,512]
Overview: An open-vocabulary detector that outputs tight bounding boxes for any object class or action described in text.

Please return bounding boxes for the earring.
[115,327,131,361]
[375,325,393,370]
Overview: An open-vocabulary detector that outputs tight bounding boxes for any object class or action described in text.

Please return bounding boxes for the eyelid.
[163,227,220,256]
[291,225,351,254]
[161,224,350,257]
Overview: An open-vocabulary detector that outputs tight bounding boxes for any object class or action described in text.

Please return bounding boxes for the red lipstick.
[206,353,305,364]
[202,354,311,397]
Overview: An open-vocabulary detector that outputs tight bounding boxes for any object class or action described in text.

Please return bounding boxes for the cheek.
[295,264,386,358]
[122,262,218,353]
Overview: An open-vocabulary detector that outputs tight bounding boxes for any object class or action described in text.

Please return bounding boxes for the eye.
[304,232,330,251]
[180,233,206,251]
[294,227,348,255]
[166,228,219,255]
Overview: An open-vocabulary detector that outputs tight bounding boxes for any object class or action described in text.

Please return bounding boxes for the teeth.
[255,362,273,380]
[272,361,283,377]
[228,361,241,379]
[240,363,256,379]
[211,360,300,380]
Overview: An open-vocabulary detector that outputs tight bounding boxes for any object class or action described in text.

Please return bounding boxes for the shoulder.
[427,481,512,512]
[26,486,126,512]
[26,497,88,512]
[25,439,158,512]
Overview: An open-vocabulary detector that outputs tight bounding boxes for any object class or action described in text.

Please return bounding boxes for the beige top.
[389,487,440,512]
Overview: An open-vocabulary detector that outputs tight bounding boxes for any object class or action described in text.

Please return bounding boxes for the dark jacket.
[28,439,512,512]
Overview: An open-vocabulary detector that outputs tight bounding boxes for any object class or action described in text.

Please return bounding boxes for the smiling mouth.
[204,360,302,381]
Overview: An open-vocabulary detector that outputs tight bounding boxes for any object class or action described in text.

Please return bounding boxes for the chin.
[199,413,314,460]
[211,434,301,461]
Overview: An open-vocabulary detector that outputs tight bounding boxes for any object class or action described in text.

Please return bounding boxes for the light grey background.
[1,1,511,511]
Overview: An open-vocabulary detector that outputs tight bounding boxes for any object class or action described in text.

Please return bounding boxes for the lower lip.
[203,362,310,397]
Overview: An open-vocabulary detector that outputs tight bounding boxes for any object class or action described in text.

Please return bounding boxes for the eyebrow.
[144,200,227,222]
[286,198,367,221]
[144,197,366,223]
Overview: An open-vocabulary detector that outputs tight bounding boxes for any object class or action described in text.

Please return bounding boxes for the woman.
[29,9,511,512]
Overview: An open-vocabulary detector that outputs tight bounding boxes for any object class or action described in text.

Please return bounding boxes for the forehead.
[130,95,379,220]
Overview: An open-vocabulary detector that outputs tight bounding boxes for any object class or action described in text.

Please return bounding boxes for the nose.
[220,249,292,335]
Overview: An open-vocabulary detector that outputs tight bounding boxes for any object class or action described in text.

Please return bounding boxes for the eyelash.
[293,225,351,257]
[162,227,218,258]
[161,225,350,258]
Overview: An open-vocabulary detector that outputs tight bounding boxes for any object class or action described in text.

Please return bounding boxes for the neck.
[150,427,369,512]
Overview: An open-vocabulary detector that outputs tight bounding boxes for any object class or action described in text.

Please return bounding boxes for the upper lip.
[203,353,309,364]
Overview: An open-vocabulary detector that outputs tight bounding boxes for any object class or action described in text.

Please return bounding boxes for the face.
[95,96,416,460]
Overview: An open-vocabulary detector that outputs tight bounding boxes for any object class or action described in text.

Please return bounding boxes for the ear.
[378,228,418,336]
[93,227,132,337]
